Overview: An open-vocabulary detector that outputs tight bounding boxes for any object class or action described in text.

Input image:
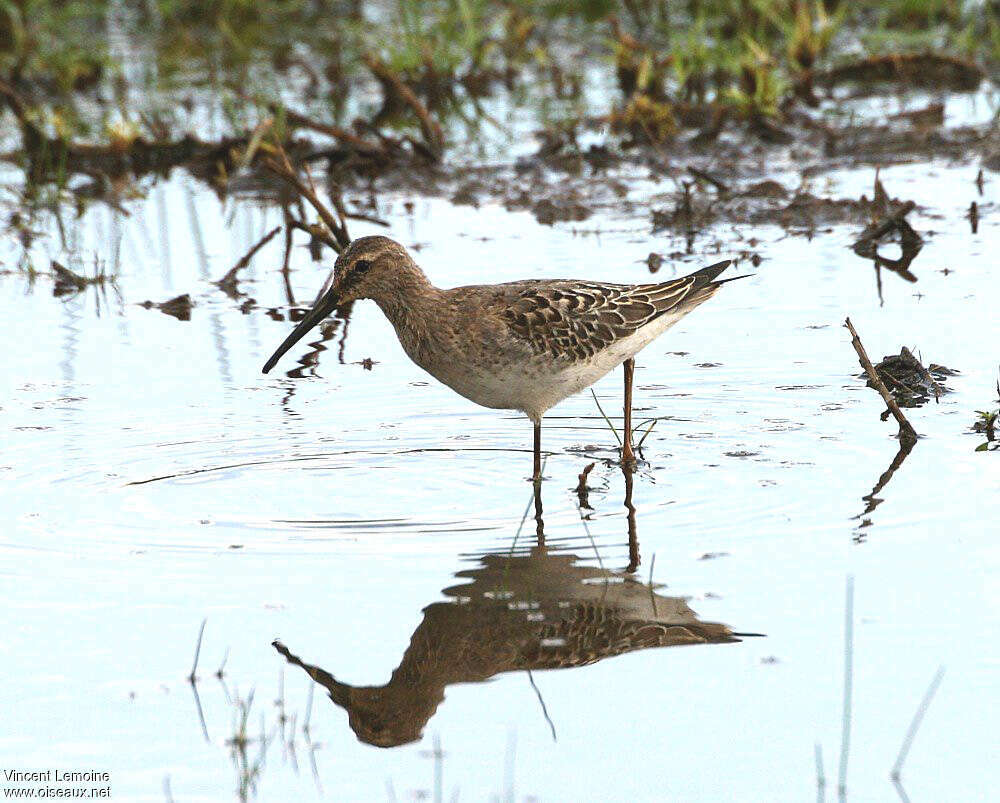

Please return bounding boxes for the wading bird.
[263,236,741,480]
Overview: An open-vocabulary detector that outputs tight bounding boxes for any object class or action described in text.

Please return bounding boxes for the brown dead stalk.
[286,219,342,254]
[363,55,445,160]
[575,462,595,510]
[261,149,351,253]
[816,53,983,92]
[280,106,389,160]
[845,317,918,446]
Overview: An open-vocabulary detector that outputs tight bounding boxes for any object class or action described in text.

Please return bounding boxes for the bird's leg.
[622,358,636,468]
[623,463,639,574]
[533,479,545,547]
[532,421,542,482]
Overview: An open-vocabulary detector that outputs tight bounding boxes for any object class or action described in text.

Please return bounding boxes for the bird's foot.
[620,441,637,472]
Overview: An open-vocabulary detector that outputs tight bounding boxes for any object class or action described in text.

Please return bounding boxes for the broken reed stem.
[261,155,350,252]
[215,647,230,679]
[636,417,659,449]
[342,210,391,227]
[815,742,825,791]
[363,54,444,159]
[189,618,207,683]
[590,389,623,446]
[287,218,341,253]
[891,666,946,781]
[687,165,730,194]
[280,105,386,158]
[844,318,918,446]
[912,351,944,402]
[238,117,274,170]
[303,679,315,733]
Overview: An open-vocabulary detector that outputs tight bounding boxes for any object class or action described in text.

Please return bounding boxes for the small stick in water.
[575,462,595,509]
[845,318,918,446]
[215,225,281,293]
[891,666,945,782]
[188,618,207,684]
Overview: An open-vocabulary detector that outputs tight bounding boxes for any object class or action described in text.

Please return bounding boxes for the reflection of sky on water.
[1,154,998,800]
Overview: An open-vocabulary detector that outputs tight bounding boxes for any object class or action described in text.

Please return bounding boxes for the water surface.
[2,154,998,801]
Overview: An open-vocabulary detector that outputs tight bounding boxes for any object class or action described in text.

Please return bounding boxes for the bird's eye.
[354,259,372,274]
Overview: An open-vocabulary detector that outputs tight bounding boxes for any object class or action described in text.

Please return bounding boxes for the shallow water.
[2,153,999,802]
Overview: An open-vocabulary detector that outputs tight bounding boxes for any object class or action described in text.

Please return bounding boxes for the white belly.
[416,310,687,422]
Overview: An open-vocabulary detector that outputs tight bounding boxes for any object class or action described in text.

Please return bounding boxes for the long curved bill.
[262,277,341,374]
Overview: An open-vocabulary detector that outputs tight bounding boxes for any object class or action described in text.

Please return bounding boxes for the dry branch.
[261,155,351,252]
[845,317,918,446]
[287,219,342,253]
[687,166,730,194]
[816,53,983,91]
[363,55,444,160]
[280,106,388,159]
[575,462,595,510]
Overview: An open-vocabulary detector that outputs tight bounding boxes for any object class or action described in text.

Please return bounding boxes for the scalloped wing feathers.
[500,260,731,362]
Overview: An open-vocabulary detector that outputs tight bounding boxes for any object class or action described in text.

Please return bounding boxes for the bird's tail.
[682,260,752,310]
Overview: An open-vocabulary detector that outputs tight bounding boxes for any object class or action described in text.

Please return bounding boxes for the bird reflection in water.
[274,473,757,748]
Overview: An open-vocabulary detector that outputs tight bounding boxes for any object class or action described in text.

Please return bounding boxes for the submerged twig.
[844,318,918,446]
[215,225,281,293]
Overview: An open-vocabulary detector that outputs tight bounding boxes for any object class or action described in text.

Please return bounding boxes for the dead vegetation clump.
[971,375,1000,452]
[814,53,984,93]
[861,347,956,408]
[140,294,193,321]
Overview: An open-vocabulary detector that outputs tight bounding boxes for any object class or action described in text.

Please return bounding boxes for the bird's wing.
[498,260,732,362]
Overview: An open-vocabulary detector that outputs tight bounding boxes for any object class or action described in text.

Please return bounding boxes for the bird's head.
[262,235,410,373]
